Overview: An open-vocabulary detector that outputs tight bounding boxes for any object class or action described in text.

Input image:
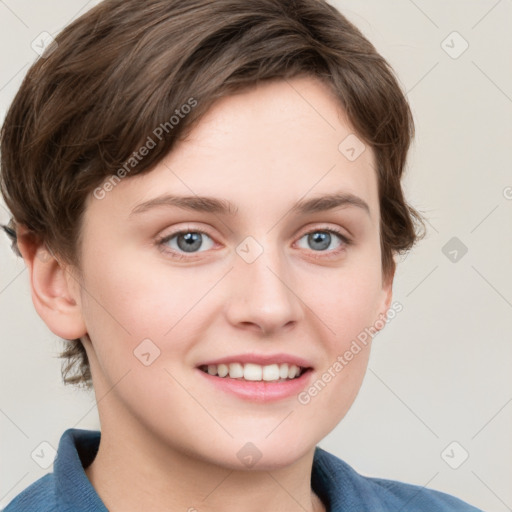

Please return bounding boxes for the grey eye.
[296,230,344,252]
[164,231,214,253]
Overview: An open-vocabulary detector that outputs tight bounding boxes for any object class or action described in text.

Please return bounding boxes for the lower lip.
[196,368,314,402]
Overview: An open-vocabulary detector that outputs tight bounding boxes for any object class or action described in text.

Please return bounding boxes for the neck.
[84,418,325,512]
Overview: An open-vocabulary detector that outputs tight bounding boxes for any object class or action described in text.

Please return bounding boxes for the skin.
[19,75,394,512]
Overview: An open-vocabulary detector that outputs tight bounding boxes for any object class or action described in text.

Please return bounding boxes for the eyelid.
[158,224,214,241]
[296,224,351,242]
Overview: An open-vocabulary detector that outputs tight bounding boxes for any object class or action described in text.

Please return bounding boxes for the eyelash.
[156,226,352,261]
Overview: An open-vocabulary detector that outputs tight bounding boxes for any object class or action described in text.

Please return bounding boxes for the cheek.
[79,248,223,370]
[300,274,377,428]
[298,253,382,417]
[82,243,197,333]
[78,251,174,374]
[311,258,384,345]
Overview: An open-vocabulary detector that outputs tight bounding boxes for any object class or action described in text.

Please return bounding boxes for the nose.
[224,240,304,336]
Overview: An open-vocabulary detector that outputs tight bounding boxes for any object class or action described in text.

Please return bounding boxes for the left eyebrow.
[128,191,371,218]
[290,192,371,217]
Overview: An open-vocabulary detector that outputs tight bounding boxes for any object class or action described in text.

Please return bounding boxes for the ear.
[16,225,87,340]
[374,259,396,333]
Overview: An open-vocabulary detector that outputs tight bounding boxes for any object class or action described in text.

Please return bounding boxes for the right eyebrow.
[129,194,239,217]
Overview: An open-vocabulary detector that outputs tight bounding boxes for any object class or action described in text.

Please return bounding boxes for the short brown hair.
[0,0,426,389]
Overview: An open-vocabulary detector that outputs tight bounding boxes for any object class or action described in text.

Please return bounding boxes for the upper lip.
[197,353,314,369]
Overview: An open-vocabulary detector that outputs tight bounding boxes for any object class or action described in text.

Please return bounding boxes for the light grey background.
[1,1,511,510]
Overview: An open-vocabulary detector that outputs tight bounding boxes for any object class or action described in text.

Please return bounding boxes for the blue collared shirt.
[3,428,484,511]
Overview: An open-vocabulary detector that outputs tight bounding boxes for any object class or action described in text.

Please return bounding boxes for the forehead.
[175,76,374,171]
[86,76,378,222]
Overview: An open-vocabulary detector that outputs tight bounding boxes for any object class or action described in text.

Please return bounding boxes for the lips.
[196,363,314,402]
[196,352,314,369]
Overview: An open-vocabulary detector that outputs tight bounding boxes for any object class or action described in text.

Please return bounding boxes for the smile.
[199,362,308,382]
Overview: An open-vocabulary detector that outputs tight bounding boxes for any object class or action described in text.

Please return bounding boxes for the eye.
[157,229,215,259]
[295,227,351,255]
[156,225,351,261]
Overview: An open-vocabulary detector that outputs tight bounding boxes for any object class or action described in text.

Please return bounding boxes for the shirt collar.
[54,428,108,511]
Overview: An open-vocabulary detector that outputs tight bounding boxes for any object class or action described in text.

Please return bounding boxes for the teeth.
[262,364,280,381]
[202,362,305,381]
[229,362,244,378]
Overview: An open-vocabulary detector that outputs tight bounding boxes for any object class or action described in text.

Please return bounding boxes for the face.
[75,76,392,470]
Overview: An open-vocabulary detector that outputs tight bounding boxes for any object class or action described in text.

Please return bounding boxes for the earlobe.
[16,225,87,340]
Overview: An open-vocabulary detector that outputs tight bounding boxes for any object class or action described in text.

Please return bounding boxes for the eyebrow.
[129,191,371,218]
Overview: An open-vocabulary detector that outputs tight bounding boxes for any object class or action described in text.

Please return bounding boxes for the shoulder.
[3,428,104,512]
[2,474,57,512]
[313,446,485,511]
[365,475,484,511]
